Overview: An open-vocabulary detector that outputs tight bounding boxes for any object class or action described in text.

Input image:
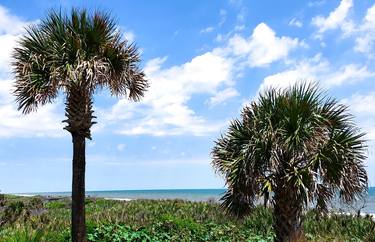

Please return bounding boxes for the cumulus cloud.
[101,22,305,136]
[311,1,375,56]
[0,34,20,74]
[342,92,375,140]
[102,52,232,136]
[341,93,375,182]
[258,54,373,93]
[258,54,329,92]
[0,4,306,138]
[227,23,303,67]
[312,0,354,38]
[0,5,64,138]
[117,143,126,151]
[354,4,375,55]
[0,101,64,138]
[325,64,375,86]
[343,92,375,116]
[289,18,303,28]
[219,9,227,26]
[0,5,34,74]
[124,31,135,43]
[0,5,29,35]
[200,26,214,34]
[207,87,239,107]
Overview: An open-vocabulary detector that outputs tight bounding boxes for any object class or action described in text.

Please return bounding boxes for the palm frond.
[12,8,148,113]
[212,82,368,219]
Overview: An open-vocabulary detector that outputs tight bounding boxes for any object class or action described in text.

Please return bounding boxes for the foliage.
[45,200,68,210]
[12,8,148,115]
[0,228,45,242]
[303,210,375,241]
[1,196,375,241]
[212,83,368,217]
[212,83,368,240]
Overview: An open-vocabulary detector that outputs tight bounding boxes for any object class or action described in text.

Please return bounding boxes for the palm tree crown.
[13,8,147,114]
[212,83,367,241]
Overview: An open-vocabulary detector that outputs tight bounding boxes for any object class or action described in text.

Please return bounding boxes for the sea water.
[25,189,226,202]
[22,187,375,213]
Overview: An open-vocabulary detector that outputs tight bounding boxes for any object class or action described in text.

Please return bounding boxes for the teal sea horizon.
[19,188,227,202]
[15,187,375,213]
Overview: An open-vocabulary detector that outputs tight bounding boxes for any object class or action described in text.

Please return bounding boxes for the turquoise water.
[25,189,226,202]
[22,187,375,213]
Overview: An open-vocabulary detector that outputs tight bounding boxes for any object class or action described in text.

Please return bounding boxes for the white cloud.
[124,31,135,42]
[289,18,303,28]
[0,34,19,74]
[103,52,232,136]
[117,143,126,151]
[0,5,28,35]
[0,5,64,138]
[219,9,227,26]
[325,64,375,87]
[308,0,326,8]
[312,0,353,38]
[228,23,303,67]
[200,9,227,34]
[342,92,375,140]
[0,5,36,74]
[354,4,375,55]
[342,92,375,116]
[258,54,373,93]
[311,1,375,56]
[100,22,306,136]
[200,26,214,34]
[258,54,329,92]
[208,87,239,106]
[0,101,64,138]
[0,81,64,138]
[234,25,245,32]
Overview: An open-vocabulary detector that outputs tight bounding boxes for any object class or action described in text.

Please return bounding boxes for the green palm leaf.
[212,82,367,241]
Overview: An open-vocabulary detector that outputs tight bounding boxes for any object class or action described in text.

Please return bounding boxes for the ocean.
[24,189,226,202]
[21,187,375,214]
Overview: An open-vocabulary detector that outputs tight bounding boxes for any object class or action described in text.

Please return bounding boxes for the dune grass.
[0,195,374,241]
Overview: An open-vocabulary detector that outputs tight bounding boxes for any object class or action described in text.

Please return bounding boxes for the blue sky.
[1,0,375,193]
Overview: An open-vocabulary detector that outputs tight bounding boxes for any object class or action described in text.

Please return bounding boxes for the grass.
[0,195,374,241]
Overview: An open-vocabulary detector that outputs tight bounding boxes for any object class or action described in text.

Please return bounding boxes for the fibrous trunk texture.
[64,84,95,242]
[273,183,303,242]
[71,133,86,242]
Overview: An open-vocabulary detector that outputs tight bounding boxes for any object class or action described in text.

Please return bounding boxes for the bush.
[45,201,67,210]
[88,224,153,242]
[0,227,45,242]
[0,196,375,241]
[0,194,5,206]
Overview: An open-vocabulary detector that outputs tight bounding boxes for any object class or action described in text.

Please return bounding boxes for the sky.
[1,0,375,193]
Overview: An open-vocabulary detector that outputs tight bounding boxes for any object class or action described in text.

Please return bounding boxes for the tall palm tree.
[12,9,148,242]
[212,83,367,242]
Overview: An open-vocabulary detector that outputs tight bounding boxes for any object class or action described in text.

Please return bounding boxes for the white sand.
[104,197,132,202]
[15,194,36,197]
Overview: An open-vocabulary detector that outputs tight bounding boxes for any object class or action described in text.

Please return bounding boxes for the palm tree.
[12,9,148,242]
[212,83,367,242]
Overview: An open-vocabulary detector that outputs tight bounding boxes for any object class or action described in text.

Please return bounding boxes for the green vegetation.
[0,195,374,241]
[212,83,367,241]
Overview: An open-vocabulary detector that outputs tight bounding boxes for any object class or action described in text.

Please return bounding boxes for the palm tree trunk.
[64,85,94,242]
[273,184,303,242]
[71,132,86,242]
